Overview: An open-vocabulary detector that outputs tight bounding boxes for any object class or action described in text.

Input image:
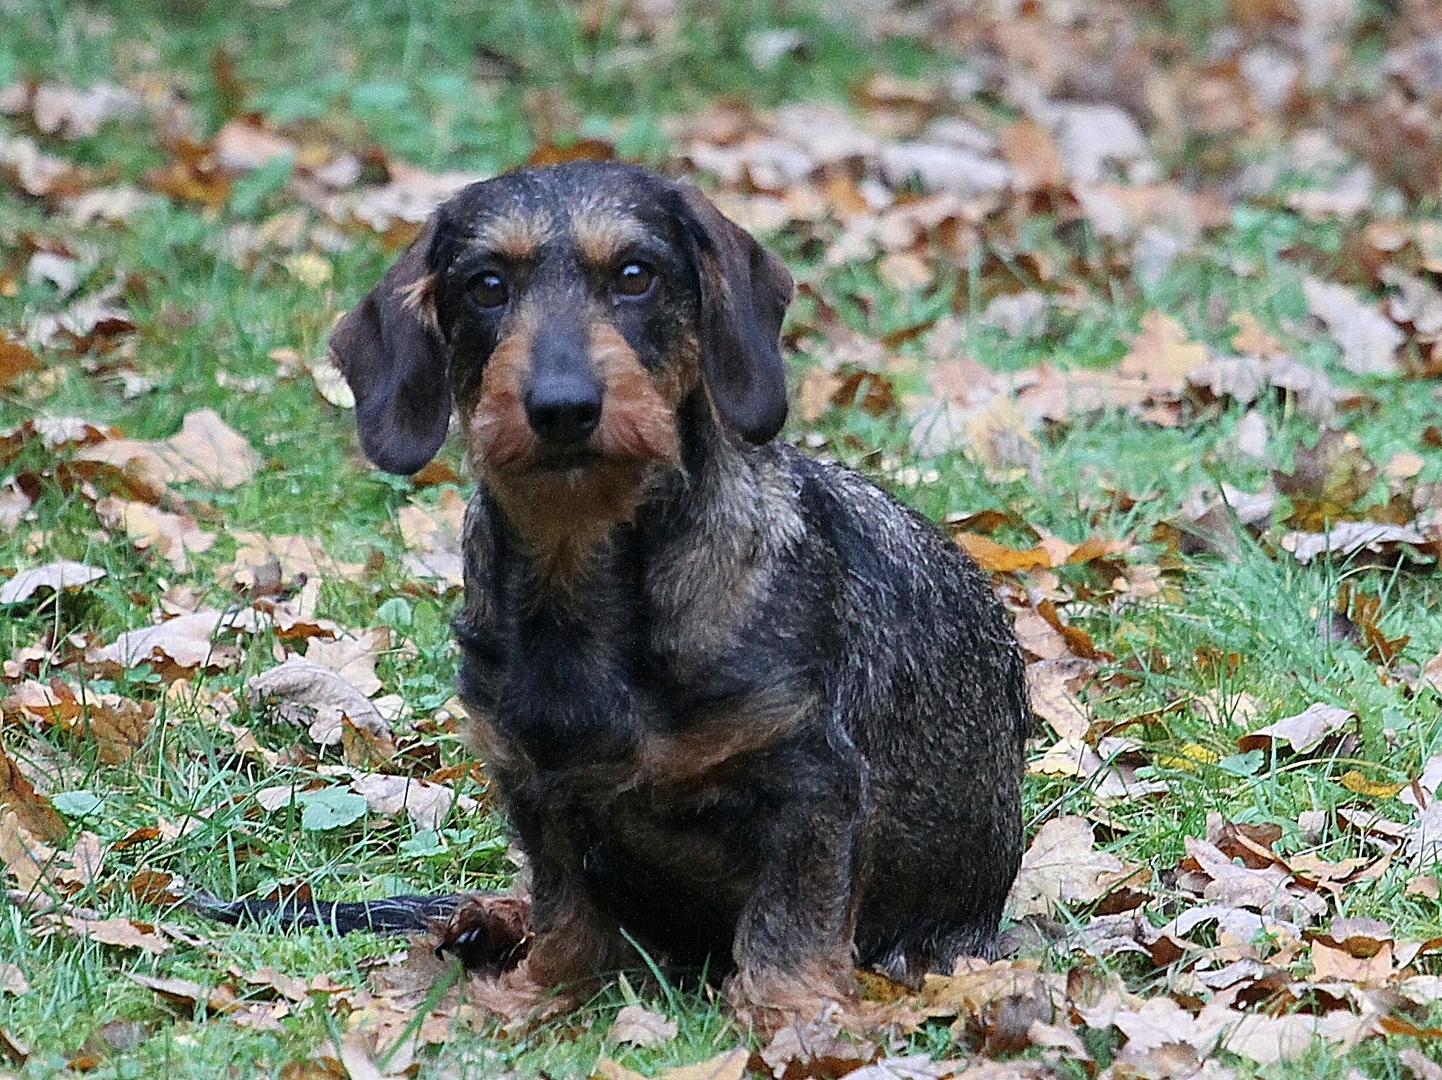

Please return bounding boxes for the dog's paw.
[724,965,862,1038]
[434,892,532,971]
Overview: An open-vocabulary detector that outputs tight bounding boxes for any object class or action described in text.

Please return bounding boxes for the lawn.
[2,0,1441,1077]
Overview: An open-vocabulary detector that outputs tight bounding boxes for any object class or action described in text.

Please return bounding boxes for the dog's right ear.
[329,217,453,475]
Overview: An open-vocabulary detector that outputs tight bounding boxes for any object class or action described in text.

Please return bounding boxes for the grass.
[2,0,1442,1076]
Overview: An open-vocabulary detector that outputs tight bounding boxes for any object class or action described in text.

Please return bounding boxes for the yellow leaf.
[1338,770,1403,798]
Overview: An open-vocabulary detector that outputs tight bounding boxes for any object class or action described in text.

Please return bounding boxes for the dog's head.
[330,163,793,539]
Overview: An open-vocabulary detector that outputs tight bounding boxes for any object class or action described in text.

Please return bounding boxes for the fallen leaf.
[92,608,249,678]
[0,963,28,996]
[1235,411,1269,458]
[64,916,170,954]
[1025,658,1094,740]
[1406,801,1442,862]
[1238,703,1356,754]
[1304,277,1403,376]
[303,627,389,698]
[1118,311,1210,398]
[0,335,40,387]
[0,809,58,889]
[1281,520,1428,564]
[756,1021,873,1079]
[608,1004,678,1048]
[248,657,393,749]
[160,408,263,489]
[127,972,237,1013]
[955,534,1051,573]
[94,497,215,573]
[0,560,105,604]
[349,773,469,832]
[1401,1049,1442,1080]
[1007,816,1135,917]
[1182,835,1327,922]
[3,679,154,764]
[397,487,467,593]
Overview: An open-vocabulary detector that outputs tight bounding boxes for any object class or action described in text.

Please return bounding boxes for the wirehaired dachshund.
[199,161,1029,1031]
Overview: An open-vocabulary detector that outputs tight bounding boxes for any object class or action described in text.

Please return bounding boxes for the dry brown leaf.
[397,489,466,590]
[64,915,170,954]
[349,773,472,832]
[92,609,248,677]
[1401,1049,1442,1080]
[0,560,105,605]
[94,497,215,573]
[1404,874,1440,900]
[0,808,58,890]
[1281,520,1427,564]
[1182,835,1328,922]
[127,972,237,1013]
[26,82,140,139]
[1405,801,1442,862]
[1012,610,1072,662]
[248,657,393,749]
[0,746,66,843]
[1304,278,1403,376]
[1310,940,1393,985]
[3,679,154,764]
[756,1021,873,1079]
[1220,1010,1374,1064]
[955,533,1051,573]
[304,628,389,698]
[608,1004,678,1049]
[1025,658,1094,740]
[667,1048,760,1080]
[593,1059,648,1080]
[1000,118,1064,190]
[1119,311,1210,398]
[1007,816,1135,917]
[161,408,263,489]
[1237,703,1356,754]
[0,336,40,387]
[76,409,260,497]
[213,118,296,172]
[1231,312,1289,358]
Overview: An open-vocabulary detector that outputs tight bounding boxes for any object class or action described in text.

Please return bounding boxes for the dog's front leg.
[725,734,868,1034]
[467,783,630,1023]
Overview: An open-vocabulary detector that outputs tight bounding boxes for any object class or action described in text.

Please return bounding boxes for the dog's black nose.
[524,373,603,443]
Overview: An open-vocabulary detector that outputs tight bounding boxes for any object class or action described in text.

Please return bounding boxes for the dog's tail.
[187,889,532,969]
[186,890,460,934]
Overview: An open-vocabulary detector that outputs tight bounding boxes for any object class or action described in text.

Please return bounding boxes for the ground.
[1,0,1442,1077]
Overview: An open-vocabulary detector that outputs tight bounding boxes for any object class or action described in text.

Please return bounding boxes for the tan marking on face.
[472,206,556,261]
[465,310,539,472]
[570,207,651,268]
[589,323,684,466]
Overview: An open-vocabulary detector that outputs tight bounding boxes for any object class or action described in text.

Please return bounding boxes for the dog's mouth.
[529,445,603,473]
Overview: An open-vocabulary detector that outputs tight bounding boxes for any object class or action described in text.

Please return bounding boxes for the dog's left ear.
[329,217,452,475]
[672,184,792,444]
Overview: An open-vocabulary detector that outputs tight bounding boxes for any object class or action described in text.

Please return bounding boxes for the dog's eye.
[469,272,509,309]
[615,262,655,298]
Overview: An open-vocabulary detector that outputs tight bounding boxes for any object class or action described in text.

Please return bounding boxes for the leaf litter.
[7,0,1442,1076]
